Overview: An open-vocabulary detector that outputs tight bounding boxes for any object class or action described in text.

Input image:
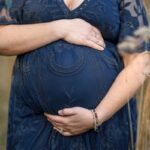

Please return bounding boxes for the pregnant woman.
[0,0,150,149]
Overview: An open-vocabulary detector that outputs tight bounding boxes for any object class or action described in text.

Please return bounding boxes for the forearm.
[0,20,66,56]
[96,52,150,125]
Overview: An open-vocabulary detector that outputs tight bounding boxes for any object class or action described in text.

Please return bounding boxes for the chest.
[21,0,121,42]
[22,0,120,21]
[63,0,85,11]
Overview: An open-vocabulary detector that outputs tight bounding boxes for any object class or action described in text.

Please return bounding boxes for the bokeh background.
[0,1,150,150]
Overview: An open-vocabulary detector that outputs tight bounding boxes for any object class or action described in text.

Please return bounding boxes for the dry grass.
[136,79,150,150]
[0,56,14,150]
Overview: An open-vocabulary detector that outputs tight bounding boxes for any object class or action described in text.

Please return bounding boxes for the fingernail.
[99,47,104,51]
[102,43,105,47]
[44,112,47,116]
[47,118,50,121]
[58,110,64,115]
[58,111,61,115]
[58,110,62,114]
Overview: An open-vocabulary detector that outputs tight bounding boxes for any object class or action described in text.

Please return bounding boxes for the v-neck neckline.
[58,0,90,15]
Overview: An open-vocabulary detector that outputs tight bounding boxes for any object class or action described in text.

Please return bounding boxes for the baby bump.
[15,41,122,114]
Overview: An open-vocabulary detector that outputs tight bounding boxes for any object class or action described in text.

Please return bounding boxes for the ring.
[60,127,64,133]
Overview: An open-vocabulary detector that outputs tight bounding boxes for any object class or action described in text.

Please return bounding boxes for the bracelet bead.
[91,109,99,132]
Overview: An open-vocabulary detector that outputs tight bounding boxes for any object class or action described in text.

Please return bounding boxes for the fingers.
[89,36,105,48]
[52,122,73,136]
[47,117,71,134]
[51,121,65,127]
[85,27,105,51]
[53,127,73,136]
[53,126,88,137]
[84,39,105,51]
[58,108,77,116]
[44,113,67,124]
[44,108,77,124]
[91,27,105,44]
[51,121,72,133]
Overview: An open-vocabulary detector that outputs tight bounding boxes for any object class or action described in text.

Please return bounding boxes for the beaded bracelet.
[91,109,97,131]
[91,109,100,132]
[93,109,99,129]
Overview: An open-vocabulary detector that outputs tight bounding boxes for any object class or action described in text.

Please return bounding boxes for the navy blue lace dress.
[0,0,149,149]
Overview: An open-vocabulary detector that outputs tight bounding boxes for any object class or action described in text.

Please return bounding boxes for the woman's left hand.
[44,107,94,136]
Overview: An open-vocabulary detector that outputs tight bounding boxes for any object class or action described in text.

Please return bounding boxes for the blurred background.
[0,0,150,150]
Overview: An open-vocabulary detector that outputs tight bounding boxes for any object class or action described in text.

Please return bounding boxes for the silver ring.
[60,127,64,133]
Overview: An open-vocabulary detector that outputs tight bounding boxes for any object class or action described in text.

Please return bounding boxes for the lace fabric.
[0,0,149,51]
[0,0,24,24]
[118,0,150,52]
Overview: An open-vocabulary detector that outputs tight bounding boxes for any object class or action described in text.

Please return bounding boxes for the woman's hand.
[44,107,94,136]
[61,18,105,51]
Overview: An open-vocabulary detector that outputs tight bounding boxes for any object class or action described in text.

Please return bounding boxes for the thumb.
[58,108,77,116]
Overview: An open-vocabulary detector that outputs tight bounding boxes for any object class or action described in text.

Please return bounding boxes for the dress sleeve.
[118,0,150,52]
[0,0,22,25]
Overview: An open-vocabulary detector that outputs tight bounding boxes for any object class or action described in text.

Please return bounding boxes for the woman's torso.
[21,0,121,41]
[6,1,138,149]
[13,0,123,114]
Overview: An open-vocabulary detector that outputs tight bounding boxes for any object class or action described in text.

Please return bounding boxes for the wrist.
[95,108,105,126]
[90,108,104,132]
[52,19,71,39]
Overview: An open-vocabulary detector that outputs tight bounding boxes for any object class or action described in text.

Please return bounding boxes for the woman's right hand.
[61,18,105,51]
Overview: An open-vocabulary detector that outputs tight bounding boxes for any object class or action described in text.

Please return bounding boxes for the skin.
[0,18,105,55]
[64,0,85,11]
[44,0,150,137]
[1,1,150,137]
[45,52,150,136]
